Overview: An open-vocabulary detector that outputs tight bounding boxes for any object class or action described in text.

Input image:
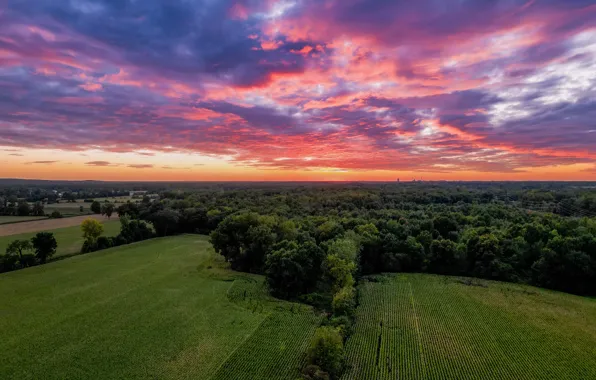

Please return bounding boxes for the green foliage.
[307,326,345,377]
[91,200,101,214]
[6,239,33,266]
[81,218,104,245]
[49,210,63,218]
[265,239,324,299]
[428,238,460,274]
[100,202,115,218]
[17,201,30,216]
[148,208,181,236]
[302,365,330,380]
[31,232,58,263]
[327,237,360,262]
[332,286,356,317]
[210,212,278,272]
[323,254,356,293]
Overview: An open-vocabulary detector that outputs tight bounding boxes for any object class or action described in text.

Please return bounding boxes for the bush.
[0,254,19,273]
[50,210,63,218]
[19,253,37,268]
[306,327,345,377]
[302,364,330,380]
[325,316,353,339]
[81,240,97,254]
[96,236,113,250]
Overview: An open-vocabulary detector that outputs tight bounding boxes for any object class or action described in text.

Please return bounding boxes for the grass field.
[0,220,120,259]
[0,216,46,225]
[0,236,320,380]
[43,203,93,216]
[342,274,596,380]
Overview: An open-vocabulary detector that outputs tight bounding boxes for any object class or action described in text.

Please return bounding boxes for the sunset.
[1,0,595,181]
[1,2,596,378]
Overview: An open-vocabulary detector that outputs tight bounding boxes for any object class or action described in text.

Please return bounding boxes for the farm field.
[342,274,596,380]
[0,219,120,259]
[0,216,46,225]
[43,203,93,216]
[0,215,111,237]
[42,197,136,216]
[0,235,320,380]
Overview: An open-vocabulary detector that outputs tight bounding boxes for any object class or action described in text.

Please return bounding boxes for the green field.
[0,221,120,259]
[342,274,596,380]
[0,236,320,380]
[43,203,93,217]
[0,216,46,225]
[42,197,136,216]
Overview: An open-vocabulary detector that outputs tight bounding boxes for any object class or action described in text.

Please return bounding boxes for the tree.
[307,327,344,377]
[17,201,30,216]
[433,214,459,239]
[31,232,58,263]
[91,201,101,214]
[31,201,45,216]
[101,203,115,219]
[79,205,84,213]
[147,208,181,236]
[265,239,324,298]
[210,212,277,272]
[428,239,460,274]
[116,202,140,218]
[6,239,33,267]
[81,218,104,244]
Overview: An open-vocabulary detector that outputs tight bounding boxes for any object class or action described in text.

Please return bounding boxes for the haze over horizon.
[1,0,596,181]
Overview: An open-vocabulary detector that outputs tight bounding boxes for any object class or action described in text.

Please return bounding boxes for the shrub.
[96,236,113,250]
[306,326,345,377]
[325,316,354,339]
[302,364,330,380]
[50,210,63,218]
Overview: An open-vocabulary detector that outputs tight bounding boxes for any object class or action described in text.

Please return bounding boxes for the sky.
[1,0,595,181]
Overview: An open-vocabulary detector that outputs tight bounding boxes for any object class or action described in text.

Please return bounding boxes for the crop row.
[341,274,596,379]
[210,311,321,380]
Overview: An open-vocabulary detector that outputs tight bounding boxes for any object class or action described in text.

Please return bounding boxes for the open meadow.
[0,218,120,259]
[342,274,596,380]
[0,235,321,380]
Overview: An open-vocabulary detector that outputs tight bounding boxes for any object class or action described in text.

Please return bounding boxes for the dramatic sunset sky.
[1,0,595,181]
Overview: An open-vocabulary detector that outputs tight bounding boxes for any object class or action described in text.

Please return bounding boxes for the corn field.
[341,274,596,380]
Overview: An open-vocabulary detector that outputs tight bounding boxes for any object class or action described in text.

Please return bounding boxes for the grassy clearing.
[0,216,46,225]
[0,236,320,380]
[0,220,120,259]
[342,274,596,380]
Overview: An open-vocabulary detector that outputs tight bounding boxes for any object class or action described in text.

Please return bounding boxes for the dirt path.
[0,215,112,237]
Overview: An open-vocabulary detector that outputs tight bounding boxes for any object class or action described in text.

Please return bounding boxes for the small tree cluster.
[0,232,57,273]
